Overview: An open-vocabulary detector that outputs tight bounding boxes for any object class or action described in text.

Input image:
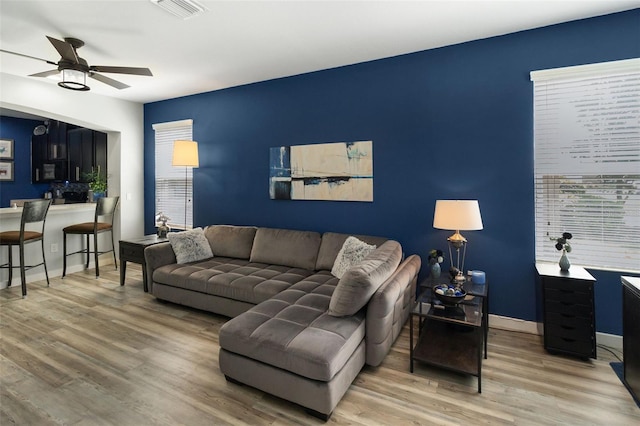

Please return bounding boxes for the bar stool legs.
[0,199,52,298]
[61,196,119,279]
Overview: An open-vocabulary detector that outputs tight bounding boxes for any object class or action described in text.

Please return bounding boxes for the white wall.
[0,72,145,242]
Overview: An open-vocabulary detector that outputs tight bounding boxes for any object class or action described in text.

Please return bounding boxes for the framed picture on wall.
[0,161,14,181]
[0,139,14,160]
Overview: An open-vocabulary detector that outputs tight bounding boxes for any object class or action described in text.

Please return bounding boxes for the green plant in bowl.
[84,170,108,194]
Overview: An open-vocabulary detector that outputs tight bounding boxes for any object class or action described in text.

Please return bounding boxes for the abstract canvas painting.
[270,141,373,201]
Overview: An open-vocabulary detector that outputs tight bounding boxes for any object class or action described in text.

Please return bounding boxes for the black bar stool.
[0,199,52,297]
[62,196,119,278]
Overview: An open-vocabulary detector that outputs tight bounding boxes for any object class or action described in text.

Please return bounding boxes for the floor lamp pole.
[184,166,188,230]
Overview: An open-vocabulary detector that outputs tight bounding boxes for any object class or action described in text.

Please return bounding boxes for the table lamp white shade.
[433,200,483,231]
[433,200,483,280]
[172,140,199,167]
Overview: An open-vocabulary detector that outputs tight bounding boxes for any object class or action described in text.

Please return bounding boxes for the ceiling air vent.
[150,0,206,19]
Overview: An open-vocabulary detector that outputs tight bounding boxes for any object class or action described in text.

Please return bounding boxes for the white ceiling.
[0,1,637,105]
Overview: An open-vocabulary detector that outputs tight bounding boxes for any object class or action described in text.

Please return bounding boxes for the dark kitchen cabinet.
[34,124,108,183]
[93,131,107,178]
[68,128,107,182]
[31,121,68,183]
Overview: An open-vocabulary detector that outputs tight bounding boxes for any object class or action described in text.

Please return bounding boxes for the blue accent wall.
[0,116,49,207]
[144,10,640,335]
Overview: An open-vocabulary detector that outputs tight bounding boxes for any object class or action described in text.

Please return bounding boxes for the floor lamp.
[172,140,199,230]
[433,200,483,282]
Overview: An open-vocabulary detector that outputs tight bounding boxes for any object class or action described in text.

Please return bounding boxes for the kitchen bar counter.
[0,202,95,218]
[0,202,111,289]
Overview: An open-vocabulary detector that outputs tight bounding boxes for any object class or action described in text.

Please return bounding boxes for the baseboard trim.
[489,314,622,351]
[596,332,623,352]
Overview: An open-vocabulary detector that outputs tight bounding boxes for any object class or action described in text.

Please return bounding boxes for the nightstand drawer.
[546,311,592,326]
[545,288,592,305]
[545,300,593,317]
[546,322,593,341]
[545,278,593,293]
[120,244,145,262]
[546,334,595,358]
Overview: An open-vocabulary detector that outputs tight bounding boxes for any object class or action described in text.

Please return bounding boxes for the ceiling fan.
[0,36,153,91]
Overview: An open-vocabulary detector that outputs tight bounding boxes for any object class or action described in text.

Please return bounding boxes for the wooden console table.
[119,235,167,292]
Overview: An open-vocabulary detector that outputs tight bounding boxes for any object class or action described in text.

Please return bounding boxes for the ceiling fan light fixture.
[59,68,90,91]
[150,0,206,20]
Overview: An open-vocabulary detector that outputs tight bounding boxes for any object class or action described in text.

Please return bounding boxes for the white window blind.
[153,119,194,230]
[531,58,640,272]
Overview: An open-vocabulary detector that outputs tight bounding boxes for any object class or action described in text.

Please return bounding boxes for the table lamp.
[433,200,483,282]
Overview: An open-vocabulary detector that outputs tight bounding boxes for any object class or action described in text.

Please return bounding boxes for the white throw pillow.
[331,236,377,278]
[168,227,214,264]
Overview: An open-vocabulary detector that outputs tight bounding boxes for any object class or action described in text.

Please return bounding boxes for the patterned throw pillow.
[168,227,214,264]
[331,236,377,278]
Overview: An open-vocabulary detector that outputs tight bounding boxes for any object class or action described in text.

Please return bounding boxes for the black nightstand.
[536,263,596,359]
[420,275,489,358]
[119,235,168,292]
[410,286,485,392]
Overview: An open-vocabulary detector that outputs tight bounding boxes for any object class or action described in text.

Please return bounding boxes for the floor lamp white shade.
[172,140,199,230]
[172,140,199,167]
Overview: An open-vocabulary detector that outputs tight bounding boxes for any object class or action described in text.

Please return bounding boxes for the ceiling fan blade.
[46,36,78,63]
[90,65,153,76]
[0,49,57,65]
[29,69,60,78]
[89,72,130,90]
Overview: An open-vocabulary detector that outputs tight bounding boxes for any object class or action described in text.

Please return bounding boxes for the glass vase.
[430,262,441,280]
[559,250,571,271]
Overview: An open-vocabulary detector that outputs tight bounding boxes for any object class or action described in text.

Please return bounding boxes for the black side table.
[410,287,484,392]
[119,235,168,292]
[420,275,489,358]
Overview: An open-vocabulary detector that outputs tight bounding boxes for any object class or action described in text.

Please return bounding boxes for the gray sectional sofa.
[144,225,421,420]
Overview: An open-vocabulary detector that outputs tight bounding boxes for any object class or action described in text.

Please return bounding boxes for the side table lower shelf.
[412,319,483,393]
[410,293,484,393]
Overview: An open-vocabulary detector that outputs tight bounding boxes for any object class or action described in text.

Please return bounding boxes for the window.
[531,59,640,272]
[152,119,194,230]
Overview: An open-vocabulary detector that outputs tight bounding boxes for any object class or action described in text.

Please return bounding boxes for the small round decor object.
[433,284,467,306]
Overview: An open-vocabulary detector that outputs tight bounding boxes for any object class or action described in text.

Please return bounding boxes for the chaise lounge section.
[144,225,421,420]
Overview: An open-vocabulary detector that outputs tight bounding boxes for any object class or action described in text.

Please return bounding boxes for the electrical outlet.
[51,243,58,253]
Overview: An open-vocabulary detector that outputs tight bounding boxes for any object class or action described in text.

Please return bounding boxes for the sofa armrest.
[144,242,176,293]
[365,254,421,366]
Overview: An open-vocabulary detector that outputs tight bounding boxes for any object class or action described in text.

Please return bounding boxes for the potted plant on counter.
[84,170,107,202]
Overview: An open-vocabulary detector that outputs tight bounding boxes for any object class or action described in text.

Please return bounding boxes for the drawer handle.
[561,325,575,330]
[561,337,576,343]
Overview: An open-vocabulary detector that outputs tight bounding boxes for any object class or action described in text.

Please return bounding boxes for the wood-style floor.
[1,264,638,425]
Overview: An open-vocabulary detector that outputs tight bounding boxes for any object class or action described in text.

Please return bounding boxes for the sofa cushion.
[328,240,403,317]
[152,257,315,305]
[315,232,388,271]
[330,236,377,279]
[167,227,213,264]
[219,272,366,382]
[250,227,321,270]
[204,225,257,259]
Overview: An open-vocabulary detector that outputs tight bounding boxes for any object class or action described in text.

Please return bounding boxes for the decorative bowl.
[433,284,467,306]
